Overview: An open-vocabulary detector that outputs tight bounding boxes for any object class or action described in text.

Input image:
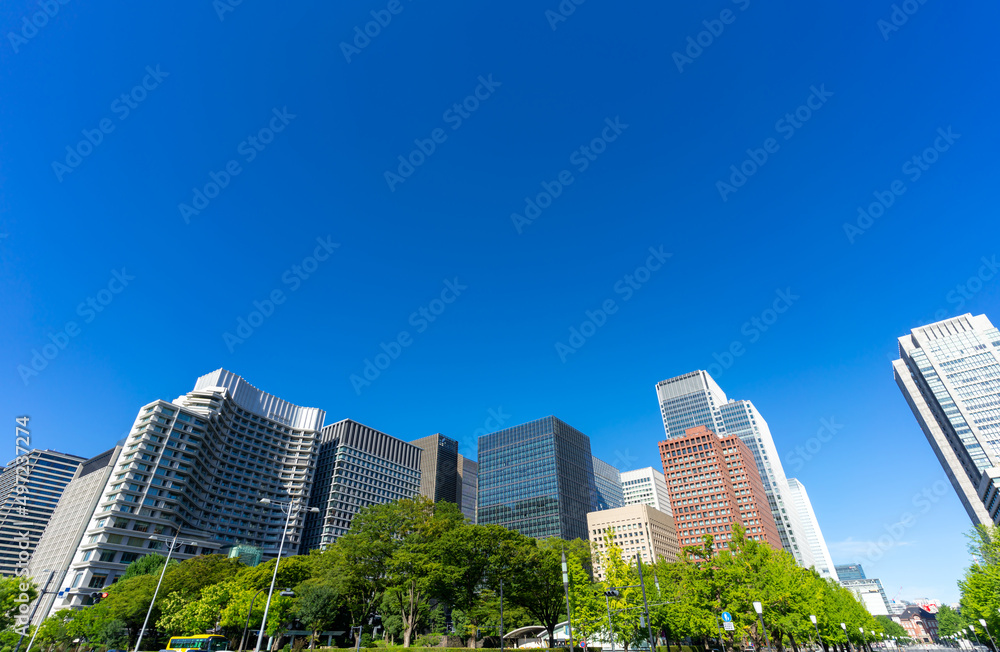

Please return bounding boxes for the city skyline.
[5,0,997,610]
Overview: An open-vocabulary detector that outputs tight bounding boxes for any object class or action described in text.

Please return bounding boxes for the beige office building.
[587,503,679,580]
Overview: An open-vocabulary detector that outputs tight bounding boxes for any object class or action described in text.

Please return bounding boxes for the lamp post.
[239,589,268,652]
[561,548,575,650]
[603,590,620,652]
[810,615,823,652]
[254,498,319,652]
[135,531,201,652]
[635,553,655,652]
[970,626,983,649]
[842,623,851,652]
[16,569,58,652]
[979,620,997,651]
[860,627,866,652]
[753,602,770,652]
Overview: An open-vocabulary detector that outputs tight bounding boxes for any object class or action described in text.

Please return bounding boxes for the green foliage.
[120,552,172,582]
[96,618,130,648]
[960,524,1000,641]
[938,605,969,638]
[876,615,908,639]
[0,575,37,632]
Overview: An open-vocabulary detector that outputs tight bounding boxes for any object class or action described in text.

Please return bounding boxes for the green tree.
[294,583,340,649]
[875,616,908,639]
[960,525,1000,642]
[97,619,130,648]
[567,550,605,645]
[120,553,173,582]
[938,605,969,638]
[0,575,38,632]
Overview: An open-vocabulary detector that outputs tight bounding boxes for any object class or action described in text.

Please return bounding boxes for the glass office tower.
[478,416,606,541]
[894,313,1000,525]
[592,455,624,510]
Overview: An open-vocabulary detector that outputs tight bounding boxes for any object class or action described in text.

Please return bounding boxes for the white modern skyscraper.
[52,369,324,610]
[894,314,1000,525]
[620,466,672,515]
[655,370,827,571]
[785,478,838,580]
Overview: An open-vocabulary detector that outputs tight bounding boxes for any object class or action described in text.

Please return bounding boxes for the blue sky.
[2,0,998,604]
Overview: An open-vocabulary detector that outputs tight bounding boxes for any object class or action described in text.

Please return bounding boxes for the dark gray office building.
[410,433,460,504]
[592,455,624,510]
[301,419,421,551]
[478,416,618,541]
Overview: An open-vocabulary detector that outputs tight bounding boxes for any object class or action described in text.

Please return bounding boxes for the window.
[82,550,92,561]
[99,550,116,562]
[88,575,108,588]
[107,535,123,544]
[72,572,83,588]
[120,552,141,564]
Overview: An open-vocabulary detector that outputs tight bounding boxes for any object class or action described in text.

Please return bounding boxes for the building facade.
[25,447,120,622]
[785,478,838,579]
[53,369,324,610]
[897,607,939,643]
[659,425,781,552]
[655,371,820,568]
[893,314,1000,525]
[478,416,602,541]
[587,503,679,580]
[0,449,86,577]
[842,578,892,616]
[301,419,421,550]
[835,563,866,581]
[457,454,478,523]
[592,456,624,511]
[621,467,672,515]
[410,433,460,504]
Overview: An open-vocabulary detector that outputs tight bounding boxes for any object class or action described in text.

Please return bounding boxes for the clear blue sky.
[3,0,998,605]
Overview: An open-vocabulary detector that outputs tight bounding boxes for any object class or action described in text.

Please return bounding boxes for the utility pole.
[635,554,655,651]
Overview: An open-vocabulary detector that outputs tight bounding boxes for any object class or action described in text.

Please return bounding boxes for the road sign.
[724,622,735,631]
[721,612,732,623]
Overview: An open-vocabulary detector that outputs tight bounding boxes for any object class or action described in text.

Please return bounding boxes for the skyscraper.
[894,314,1000,525]
[0,450,86,575]
[478,416,611,541]
[655,371,822,569]
[457,454,478,523]
[410,433,460,504]
[301,419,421,550]
[785,478,838,580]
[592,455,625,510]
[621,467,672,515]
[26,447,120,622]
[659,425,781,552]
[54,369,324,609]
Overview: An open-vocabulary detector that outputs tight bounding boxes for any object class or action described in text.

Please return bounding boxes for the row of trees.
[15,496,898,651]
[571,528,888,652]
[955,524,1000,648]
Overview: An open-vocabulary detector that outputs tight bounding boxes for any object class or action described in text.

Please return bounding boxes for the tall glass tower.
[894,313,1000,525]
[478,416,612,541]
[655,371,823,571]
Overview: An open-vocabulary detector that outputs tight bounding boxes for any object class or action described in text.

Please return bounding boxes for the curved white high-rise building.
[48,369,324,612]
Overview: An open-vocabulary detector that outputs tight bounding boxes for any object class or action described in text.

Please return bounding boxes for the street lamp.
[842,623,851,652]
[135,531,202,652]
[970,626,983,649]
[810,615,823,651]
[754,602,771,652]
[979,620,997,651]
[860,627,865,652]
[254,498,319,652]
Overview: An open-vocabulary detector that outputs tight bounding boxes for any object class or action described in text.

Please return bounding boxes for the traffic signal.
[90,591,104,604]
[604,589,621,598]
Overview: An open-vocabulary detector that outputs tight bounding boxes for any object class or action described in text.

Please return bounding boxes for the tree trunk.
[789,632,800,652]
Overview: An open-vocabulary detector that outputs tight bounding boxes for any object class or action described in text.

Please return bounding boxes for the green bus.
[166,635,230,652]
